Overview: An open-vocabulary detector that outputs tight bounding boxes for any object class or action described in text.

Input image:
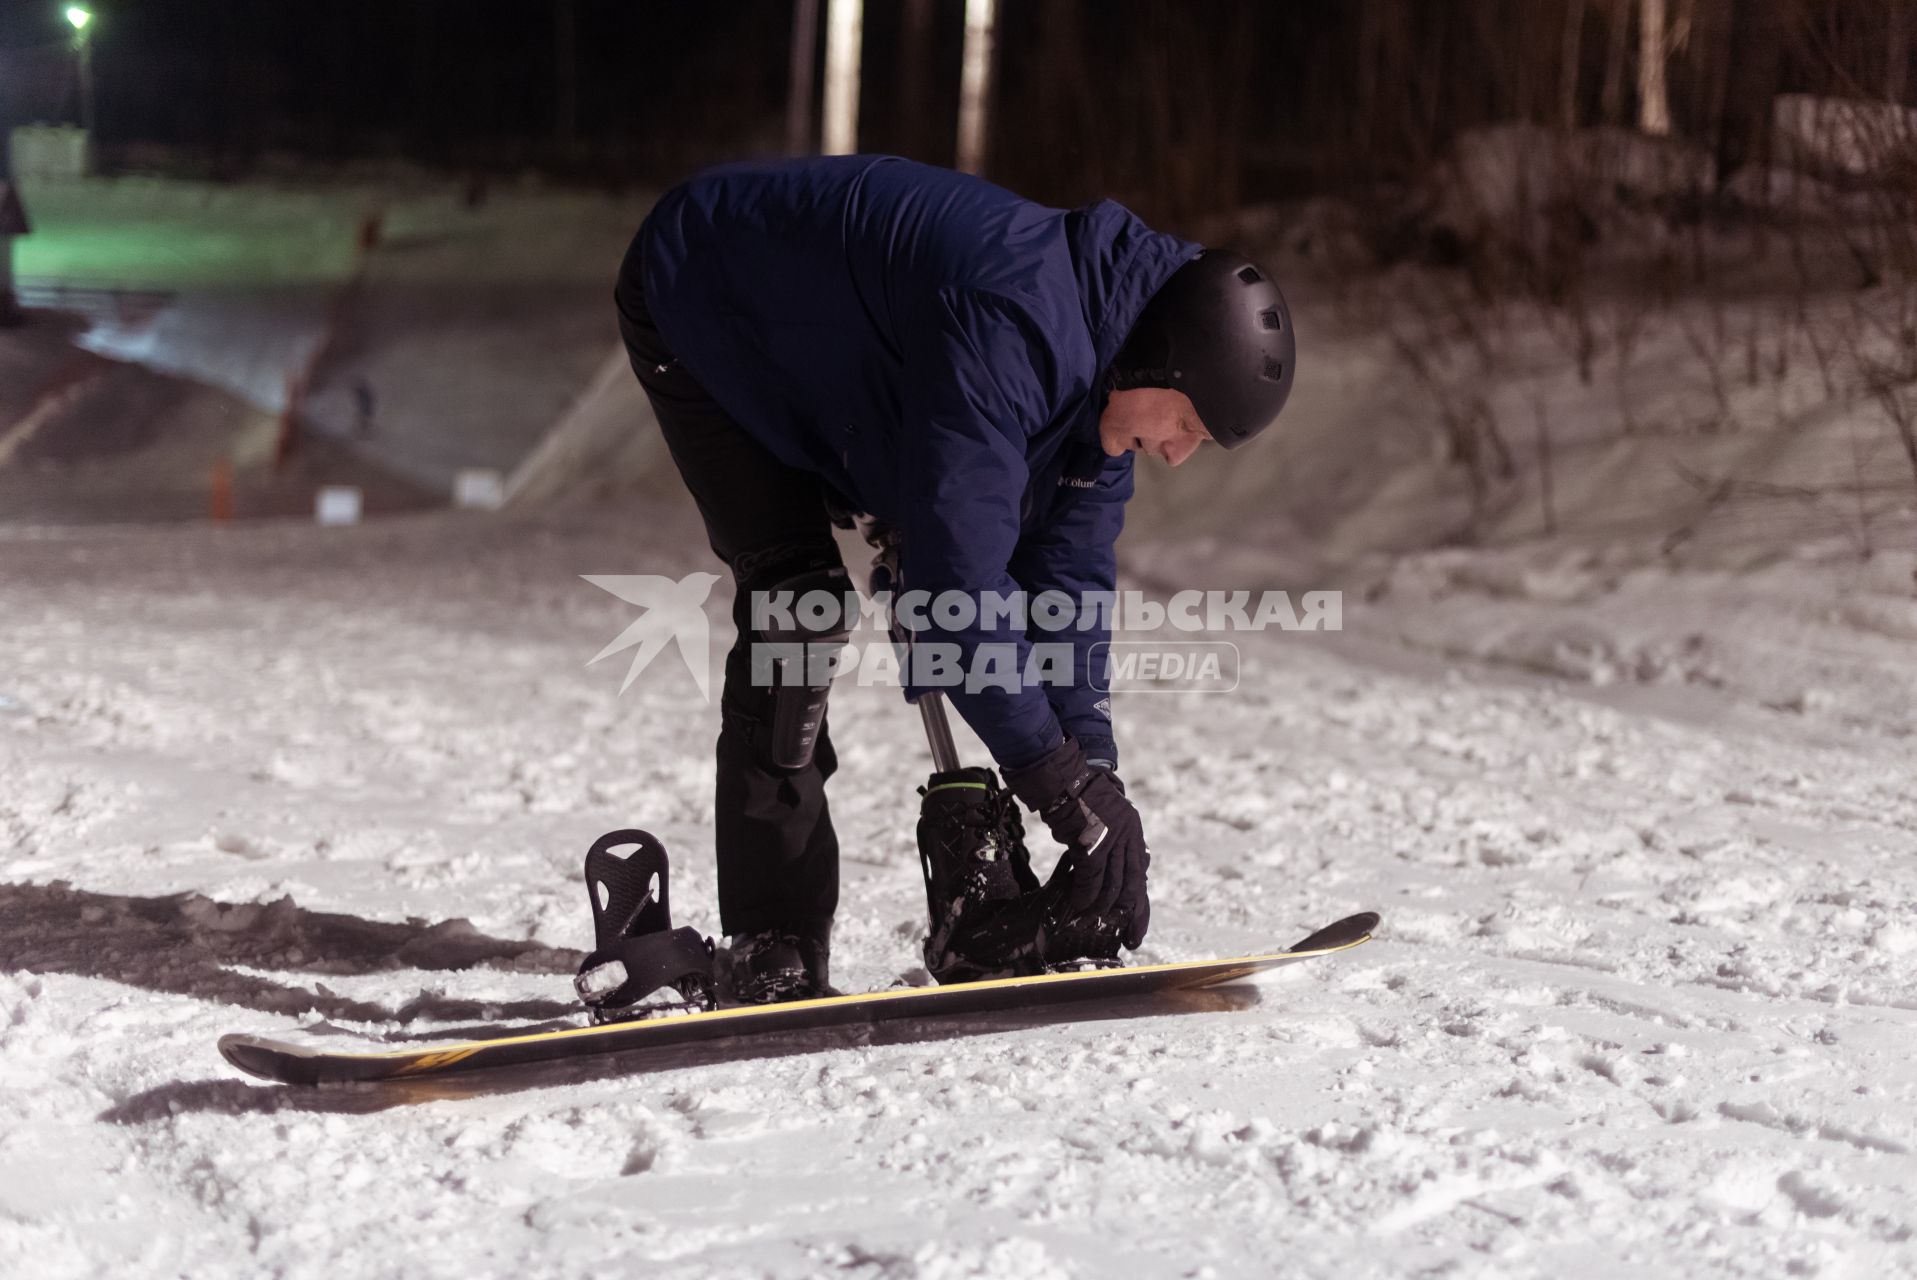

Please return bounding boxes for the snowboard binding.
[573,829,718,1024]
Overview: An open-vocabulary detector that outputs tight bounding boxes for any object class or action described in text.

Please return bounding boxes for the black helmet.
[1109,249,1295,449]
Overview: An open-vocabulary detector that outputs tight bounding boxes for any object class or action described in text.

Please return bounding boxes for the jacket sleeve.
[1007,452,1131,770]
[894,288,1068,771]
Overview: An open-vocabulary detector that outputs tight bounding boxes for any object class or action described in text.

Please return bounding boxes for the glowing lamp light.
[65,6,92,31]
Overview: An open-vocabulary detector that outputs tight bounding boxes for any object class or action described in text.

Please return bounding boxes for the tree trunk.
[1601,0,1631,126]
[898,0,934,160]
[1638,0,1671,135]
[956,0,998,174]
[1561,0,1587,130]
[786,0,819,156]
[1717,0,1782,175]
[821,0,862,155]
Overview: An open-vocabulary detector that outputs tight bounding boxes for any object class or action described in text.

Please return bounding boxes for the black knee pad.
[739,563,854,771]
[719,696,840,781]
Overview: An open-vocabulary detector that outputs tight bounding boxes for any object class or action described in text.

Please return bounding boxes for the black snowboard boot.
[723,927,833,1003]
[917,766,1047,983]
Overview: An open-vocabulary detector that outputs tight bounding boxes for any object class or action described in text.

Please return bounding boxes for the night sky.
[2,2,897,178]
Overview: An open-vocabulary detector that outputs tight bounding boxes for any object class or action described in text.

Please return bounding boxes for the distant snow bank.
[1772,94,1917,180]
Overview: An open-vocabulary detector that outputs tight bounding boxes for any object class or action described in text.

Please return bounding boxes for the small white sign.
[316,486,363,526]
[453,468,505,510]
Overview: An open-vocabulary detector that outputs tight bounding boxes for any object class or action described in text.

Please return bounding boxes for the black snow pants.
[614,231,845,942]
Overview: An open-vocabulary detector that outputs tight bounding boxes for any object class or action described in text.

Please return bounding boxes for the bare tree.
[821,0,861,156]
[786,0,819,156]
[898,0,935,160]
[1601,0,1632,126]
[956,0,998,175]
[1638,0,1671,135]
[1560,0,1588,131]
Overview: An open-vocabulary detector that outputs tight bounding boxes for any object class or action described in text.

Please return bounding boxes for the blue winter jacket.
[638,156,1198,771]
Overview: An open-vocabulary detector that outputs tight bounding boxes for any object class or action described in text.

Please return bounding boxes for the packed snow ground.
[2,490,1914,1279]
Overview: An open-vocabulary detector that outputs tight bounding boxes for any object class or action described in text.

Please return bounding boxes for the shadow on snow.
[0,878,583,1028]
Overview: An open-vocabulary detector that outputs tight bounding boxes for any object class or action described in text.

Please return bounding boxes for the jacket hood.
[1066,200,1201,380]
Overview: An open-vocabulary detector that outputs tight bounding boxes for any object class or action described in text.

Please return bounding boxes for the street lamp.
[65,4,96,167]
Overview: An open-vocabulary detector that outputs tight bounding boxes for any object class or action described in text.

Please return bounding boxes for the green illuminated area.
[11,179,368,288]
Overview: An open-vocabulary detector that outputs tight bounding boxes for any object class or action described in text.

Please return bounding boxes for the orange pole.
[209,459,234,522]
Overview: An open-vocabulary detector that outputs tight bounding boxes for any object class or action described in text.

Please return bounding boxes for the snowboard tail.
[218,912,1380,1087]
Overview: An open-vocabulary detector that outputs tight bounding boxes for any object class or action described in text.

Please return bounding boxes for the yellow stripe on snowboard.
[288,933,1369,1065]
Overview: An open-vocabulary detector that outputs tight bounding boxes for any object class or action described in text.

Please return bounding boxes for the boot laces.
[956,786,1023,863]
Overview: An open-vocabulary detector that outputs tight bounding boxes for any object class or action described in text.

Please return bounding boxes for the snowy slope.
[2,495,1913,1279]
[294,188,655,492]
[15,175,374,414]
[13,175,653,494]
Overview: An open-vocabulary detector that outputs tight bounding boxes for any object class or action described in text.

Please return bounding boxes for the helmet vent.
[1236,266,1263,285]
[1261,356,1287,383]
[1259,309,1284,331]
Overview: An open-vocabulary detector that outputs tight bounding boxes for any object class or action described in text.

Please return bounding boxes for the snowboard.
[218,911,1380,1087]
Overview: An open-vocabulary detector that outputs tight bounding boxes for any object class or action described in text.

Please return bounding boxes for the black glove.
[1003,736,1151,950]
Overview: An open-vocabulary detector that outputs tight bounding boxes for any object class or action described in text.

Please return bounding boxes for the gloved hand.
[1003,736,1151,950]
